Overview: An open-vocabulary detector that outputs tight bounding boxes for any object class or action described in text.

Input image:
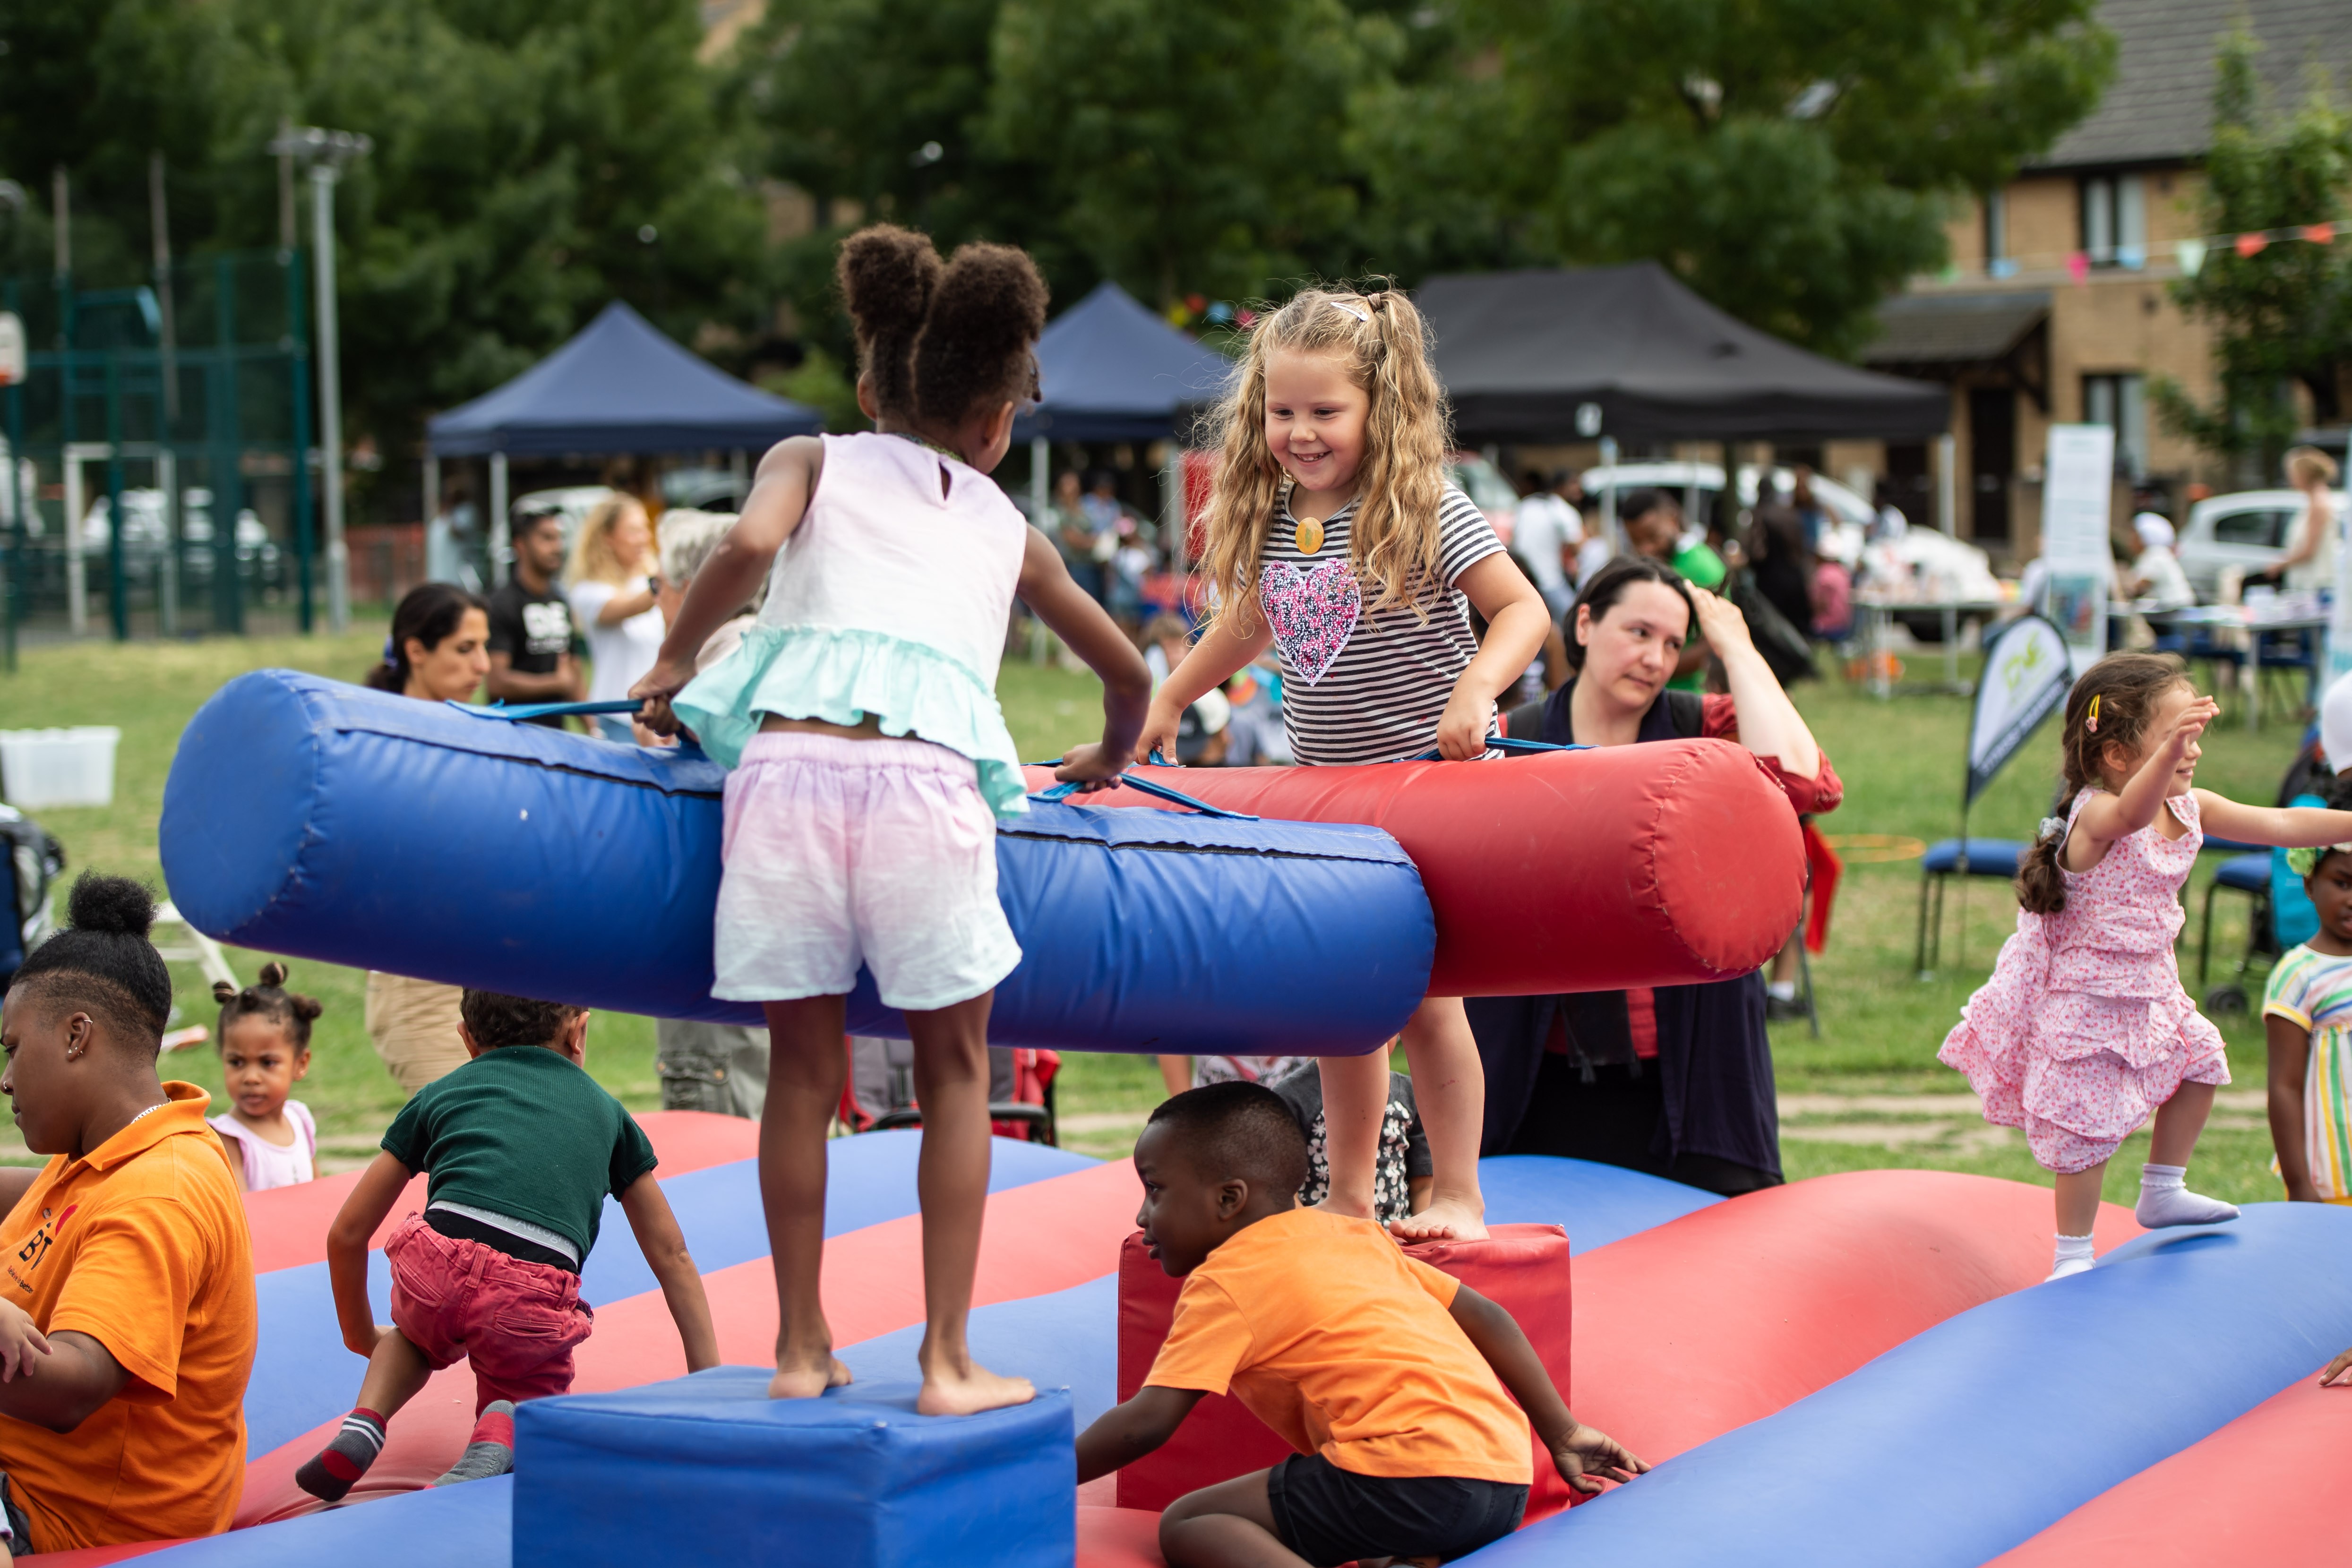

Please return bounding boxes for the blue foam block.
[1478,1154,1719,1254]
[514,1370,1075,1568]
[1469,1203,2352,1568]
[243,1133,1091,1457]
[841,1274,1119,1428]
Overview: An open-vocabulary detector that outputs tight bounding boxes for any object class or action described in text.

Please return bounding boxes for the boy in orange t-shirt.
[0,876,257,1560]
[1077,1081,1646,1568]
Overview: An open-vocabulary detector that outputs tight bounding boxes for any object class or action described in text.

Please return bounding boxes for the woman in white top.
[2265,446,2342,594]
[568,494,669,741]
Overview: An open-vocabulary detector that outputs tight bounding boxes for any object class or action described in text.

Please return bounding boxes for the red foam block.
[1988,1370,2352,1566]
[1113,1224,1574,1521]
[1021,743,1805,994]
[240,1111,761,1274]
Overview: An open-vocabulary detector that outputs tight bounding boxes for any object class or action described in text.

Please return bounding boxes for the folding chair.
[1914,838,2030,977]
[2196,852,2276,1013]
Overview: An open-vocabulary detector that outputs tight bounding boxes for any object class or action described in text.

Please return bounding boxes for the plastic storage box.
[0,727,120,809]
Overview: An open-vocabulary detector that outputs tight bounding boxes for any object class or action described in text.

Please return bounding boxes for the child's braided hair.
[212,961,322,1051]
[2015,652,2191,916]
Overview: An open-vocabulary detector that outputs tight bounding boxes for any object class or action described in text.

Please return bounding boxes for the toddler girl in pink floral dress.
[1942,652,2352,1280]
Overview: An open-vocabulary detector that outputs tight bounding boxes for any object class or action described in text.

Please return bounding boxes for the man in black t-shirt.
[485,507,584,727]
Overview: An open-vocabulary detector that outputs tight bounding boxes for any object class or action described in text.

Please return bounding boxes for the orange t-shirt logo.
[7,1205,76,1296]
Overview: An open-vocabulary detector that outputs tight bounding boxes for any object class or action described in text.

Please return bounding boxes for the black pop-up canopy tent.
[427,300,821,458]
[1415,263,1948,445]
[1014,282,1232,444]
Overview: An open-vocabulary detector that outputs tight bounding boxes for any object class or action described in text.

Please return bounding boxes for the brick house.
[1863,0,2349,562]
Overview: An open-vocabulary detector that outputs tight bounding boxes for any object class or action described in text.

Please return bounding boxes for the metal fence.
[1,251,318,663]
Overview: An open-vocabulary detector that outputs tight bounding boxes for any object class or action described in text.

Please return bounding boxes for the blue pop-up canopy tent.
[427,300,820,458]
[1014,282,1231,445]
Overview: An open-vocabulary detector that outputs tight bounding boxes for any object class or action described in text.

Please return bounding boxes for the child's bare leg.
[1160,1470,1309,1568]
[355,1328,434,1419]
[2138,1080,2239,1226]
[2150,1080,2215,1165]
[1314,1049,1389,1220]
[2053,1164,2106,1238]
[905,991,1034,1416]
[1392,995,1488,1242]
[762,997,854,1399]
[296,1328,433,1500]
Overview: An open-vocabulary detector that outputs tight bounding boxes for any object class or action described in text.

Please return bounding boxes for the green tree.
[2153,26,2352,482]
[1365,0,2116,356]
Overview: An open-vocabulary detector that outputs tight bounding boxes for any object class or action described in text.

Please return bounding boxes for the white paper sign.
[2041,423,2115,677]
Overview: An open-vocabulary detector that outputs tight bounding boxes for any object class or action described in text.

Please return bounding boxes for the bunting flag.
[2235,231,2269,258]
[2066,250,2090,283]
[2176,238,2208,275]
[2305,223,2336,245]
[1938,214,2340,285]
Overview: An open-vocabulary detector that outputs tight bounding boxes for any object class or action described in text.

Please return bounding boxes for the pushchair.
[0,805,64,991]
[838,1037,1060,1145]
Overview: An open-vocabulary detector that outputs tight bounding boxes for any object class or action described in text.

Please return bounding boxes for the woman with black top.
[1467,557,1841,1194]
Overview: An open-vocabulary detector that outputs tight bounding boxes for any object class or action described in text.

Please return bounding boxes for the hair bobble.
[2037,816,2066,844]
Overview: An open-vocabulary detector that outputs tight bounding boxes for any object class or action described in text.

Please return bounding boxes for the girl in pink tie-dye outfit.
[1137,286,1553,1245]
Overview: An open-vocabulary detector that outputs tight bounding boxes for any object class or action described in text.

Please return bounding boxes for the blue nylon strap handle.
[447,698,645,721]
[1023,759,1259,820]
[1405,736,1592,760]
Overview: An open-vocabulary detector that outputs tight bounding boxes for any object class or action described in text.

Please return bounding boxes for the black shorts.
[1266,1453,1527,1567]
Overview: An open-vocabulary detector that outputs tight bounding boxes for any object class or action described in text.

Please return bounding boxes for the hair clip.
[1331,298,1371,325]
[2086,694,2100,735]
[2037,816,2066,843]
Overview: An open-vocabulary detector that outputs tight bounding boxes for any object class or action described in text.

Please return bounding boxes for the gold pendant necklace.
[1296,516,1325,555]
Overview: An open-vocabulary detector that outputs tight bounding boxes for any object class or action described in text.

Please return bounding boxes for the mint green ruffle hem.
[673,624,1028,818]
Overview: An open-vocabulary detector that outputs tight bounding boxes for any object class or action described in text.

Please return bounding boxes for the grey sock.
[432,1400,516,1486]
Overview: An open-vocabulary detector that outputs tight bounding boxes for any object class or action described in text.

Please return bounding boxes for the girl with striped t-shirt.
[1138,286,1552,1243]
[2266,835,2352,1205]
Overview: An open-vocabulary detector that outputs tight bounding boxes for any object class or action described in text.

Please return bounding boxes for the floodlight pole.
[272,125,369,633]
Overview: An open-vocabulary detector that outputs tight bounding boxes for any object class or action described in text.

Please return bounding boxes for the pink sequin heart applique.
[1260,558,1361,686]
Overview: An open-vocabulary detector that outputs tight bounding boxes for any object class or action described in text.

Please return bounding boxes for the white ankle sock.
[2046,1233,2095,1281]
[1767,981,1797,1002]
[2134,1164,2240,1228]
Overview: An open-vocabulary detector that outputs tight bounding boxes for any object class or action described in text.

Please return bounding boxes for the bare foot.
[916,1362,1037,1416]
[770,1355,854,1400]
[1390,1195,1487,1243]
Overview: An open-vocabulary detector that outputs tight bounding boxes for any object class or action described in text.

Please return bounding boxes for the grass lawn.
[0,628,2310,1205]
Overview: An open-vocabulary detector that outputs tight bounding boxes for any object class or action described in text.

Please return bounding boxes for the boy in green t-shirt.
[297,992,718,1501]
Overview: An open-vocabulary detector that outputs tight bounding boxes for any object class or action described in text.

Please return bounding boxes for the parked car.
[1448,453,1522,546]
[2175,487,2351,599]
[1578,461,1877,565]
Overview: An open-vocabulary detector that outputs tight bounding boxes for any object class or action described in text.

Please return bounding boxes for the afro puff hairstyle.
[836,224,1046,431]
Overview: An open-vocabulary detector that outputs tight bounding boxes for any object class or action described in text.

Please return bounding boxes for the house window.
[2083,374,2147,478]
[2079,174,2146,268]
[1983,190,2013,277]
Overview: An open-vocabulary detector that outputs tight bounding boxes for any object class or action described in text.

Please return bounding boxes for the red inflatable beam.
[1988,1371,2352,1566]
[1565,1169,2142,1462]
[1113,1225,1576,1522]
[1021,745,1804,994]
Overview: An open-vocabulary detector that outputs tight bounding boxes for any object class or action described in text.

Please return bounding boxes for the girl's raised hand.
[2155,695,2220,763]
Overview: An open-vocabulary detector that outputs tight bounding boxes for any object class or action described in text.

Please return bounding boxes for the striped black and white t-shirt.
[1258,482,1504,766]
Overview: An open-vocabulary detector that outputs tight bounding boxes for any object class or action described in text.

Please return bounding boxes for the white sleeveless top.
[673,432,1032,815]
[209,1100,317,1191]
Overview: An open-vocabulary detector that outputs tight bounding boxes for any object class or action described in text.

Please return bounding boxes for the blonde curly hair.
[1196,285,1454,632]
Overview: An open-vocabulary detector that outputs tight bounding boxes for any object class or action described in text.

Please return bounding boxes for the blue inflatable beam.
[1470,1204,2352,1568]
[1479,1155,1718,1253]
[162,671,1434,1055]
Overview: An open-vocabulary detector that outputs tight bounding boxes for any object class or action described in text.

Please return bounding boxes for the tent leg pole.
[489,451,509,588]
[1599,437,1619,553]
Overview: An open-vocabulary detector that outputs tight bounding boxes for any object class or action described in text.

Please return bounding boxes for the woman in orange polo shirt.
[0,874,256,1560]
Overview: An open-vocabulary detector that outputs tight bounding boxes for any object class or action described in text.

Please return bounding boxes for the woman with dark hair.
[1466,557,1841,1194]
[365,583,490,702]
[363,583,490,1093]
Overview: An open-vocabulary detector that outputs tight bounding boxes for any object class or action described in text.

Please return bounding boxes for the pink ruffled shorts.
[713,732,1020,1011]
